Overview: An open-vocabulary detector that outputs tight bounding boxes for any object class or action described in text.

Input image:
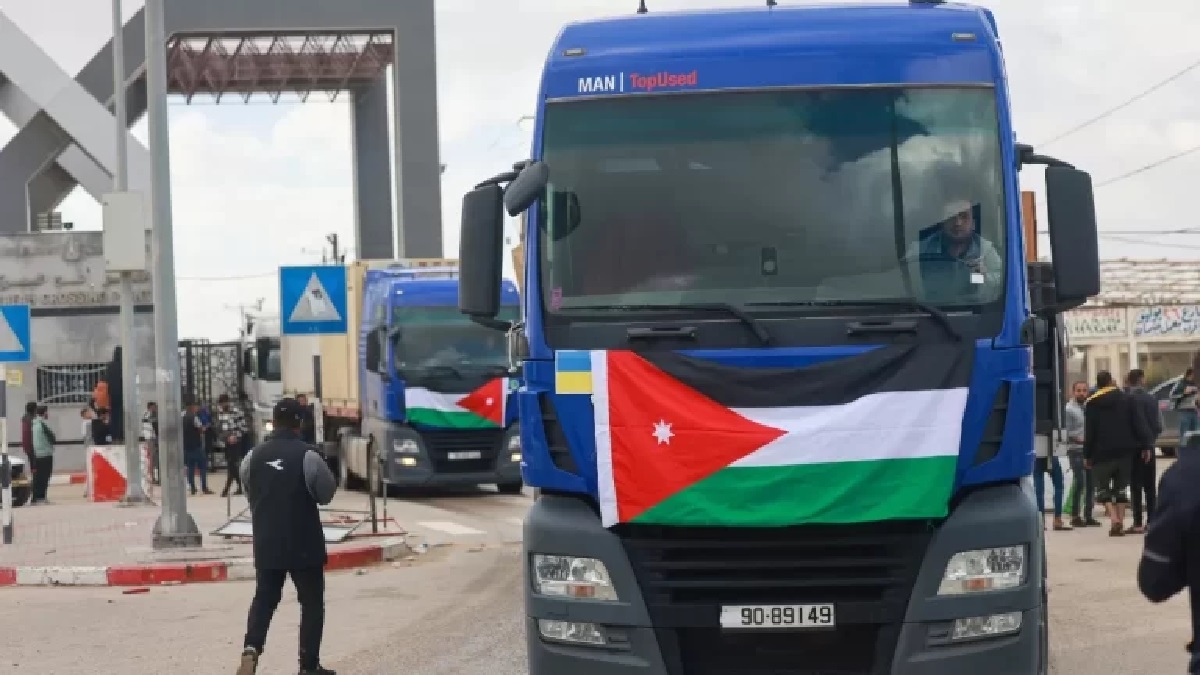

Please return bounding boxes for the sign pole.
[145,0,200,548]
[112,0,148,506]
[0,365,11,544]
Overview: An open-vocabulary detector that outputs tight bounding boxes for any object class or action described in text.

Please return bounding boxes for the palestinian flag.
[406,378,514,429]
[590,345,971,528]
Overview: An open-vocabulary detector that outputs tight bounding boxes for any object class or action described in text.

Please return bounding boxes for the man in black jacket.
[236,398,338,675]
[1126,369,1163,534]
[1084,371,1153,537]
[1138,445,1200,672]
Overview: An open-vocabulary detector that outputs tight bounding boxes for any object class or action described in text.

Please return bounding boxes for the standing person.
[183,402,213,496]
[79,406,95,444]
[215,394,249,497]
[30,405,56,505]
[91,407,114,445]
[1033,433,1070,531]
[20,401,36,472]
[1064,381,1100,528]
[1137,439,1200,673]
[296,393,317,445]
[1173,367,1200,447]
[142,402,159,484]
[236,398,337,675]
[1127,369,1163,534]
[1083,371,1153,537]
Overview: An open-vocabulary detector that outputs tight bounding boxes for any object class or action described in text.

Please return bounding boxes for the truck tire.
[497,480,523,495]
[336,456,349,488]
[11,485,30,508]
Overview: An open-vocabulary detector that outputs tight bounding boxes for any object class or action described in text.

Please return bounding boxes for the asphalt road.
[0,487,1190,674]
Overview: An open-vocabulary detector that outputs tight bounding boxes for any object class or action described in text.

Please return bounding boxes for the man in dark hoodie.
[1083,370,1153,537]
[1126,368,1163,534]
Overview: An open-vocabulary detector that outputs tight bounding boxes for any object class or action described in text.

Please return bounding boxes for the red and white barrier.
[85,444,153,503]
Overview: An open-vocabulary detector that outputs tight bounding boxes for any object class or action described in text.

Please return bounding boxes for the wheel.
[11,486,30,508]
[497,480,524,495]
[337,456,349,488]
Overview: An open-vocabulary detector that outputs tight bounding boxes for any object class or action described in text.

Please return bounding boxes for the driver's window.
[365,329,382,373]
[243,347,257,378]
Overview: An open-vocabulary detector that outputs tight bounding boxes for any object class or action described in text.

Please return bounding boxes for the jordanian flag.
[590,345,971,528]
[405,378,514,429]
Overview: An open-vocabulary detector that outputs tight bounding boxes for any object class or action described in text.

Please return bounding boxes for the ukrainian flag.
[555,350,593,394]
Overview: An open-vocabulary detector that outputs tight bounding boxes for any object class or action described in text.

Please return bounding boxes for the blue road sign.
[0,304,31,363]
[280,265,348,336]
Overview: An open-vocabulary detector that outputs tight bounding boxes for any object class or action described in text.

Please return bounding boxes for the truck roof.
[545,2,999,97]
[383,276,521,308]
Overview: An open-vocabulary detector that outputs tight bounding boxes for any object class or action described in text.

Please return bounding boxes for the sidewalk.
[0,481,412,587]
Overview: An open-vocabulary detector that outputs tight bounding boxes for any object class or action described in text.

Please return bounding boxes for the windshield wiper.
[408,364,465,378]
[746,299,961,341]
[565,303,771,346]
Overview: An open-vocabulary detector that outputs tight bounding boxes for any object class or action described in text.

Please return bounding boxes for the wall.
[0,231,155,473]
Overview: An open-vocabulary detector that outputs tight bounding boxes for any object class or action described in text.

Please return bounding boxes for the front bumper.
[524,483,1043,675]
[382,427,523,487]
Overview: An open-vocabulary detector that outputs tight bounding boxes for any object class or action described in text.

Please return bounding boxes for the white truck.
[240,312,282,439]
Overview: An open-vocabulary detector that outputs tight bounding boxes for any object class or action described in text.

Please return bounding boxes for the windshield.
[391,306,517,374]
[538,87,1006,314]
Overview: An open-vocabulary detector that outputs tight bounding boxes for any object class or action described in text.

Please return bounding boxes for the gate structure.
[0,0,444,259]
[179,339,241,407]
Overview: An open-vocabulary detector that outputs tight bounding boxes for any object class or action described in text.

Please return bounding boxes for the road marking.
[416,520,486,536]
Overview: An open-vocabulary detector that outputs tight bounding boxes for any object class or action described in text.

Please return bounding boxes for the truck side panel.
[318,261,369,414]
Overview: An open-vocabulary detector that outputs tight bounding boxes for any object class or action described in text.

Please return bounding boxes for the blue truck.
[458,2,1100,673]
[315,261,524,494]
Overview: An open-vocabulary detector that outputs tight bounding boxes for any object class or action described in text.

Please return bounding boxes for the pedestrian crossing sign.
[279,265,348,335]
[0,304,32,363]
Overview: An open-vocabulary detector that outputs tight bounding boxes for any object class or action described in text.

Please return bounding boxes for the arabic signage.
[1064,308,1128,342]
[1066,305,1200,342]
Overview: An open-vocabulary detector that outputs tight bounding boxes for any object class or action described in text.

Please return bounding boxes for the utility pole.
[111,0,148,505]
[326,233,342,263]
[145,0,200,548]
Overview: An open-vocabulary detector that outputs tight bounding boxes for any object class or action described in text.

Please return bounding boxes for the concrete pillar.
[351,75,395,260]
[0,114,67,232]
[390,0,444,258]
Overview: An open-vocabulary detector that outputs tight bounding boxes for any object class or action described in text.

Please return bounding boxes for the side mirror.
[503,162,549,216]
[459,184,506,319]
[1044,166,1100,306]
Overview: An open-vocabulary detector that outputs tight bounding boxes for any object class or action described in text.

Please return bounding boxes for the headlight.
[531,555,618,601]
[263,421,274,433]
[507,433,521,462]
[938,546,1026,595]
[393,438,420,454]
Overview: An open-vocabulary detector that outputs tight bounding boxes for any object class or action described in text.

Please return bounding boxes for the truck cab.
[356,266,524,492]
[458,3,1100,674]
[241,313,281,439]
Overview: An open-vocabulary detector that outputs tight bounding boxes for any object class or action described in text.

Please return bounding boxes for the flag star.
[486,397,495,406]
[652,420,674,445]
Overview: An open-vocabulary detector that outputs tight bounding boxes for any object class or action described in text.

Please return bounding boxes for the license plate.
[720,604,836,630]
[447,451,482,461]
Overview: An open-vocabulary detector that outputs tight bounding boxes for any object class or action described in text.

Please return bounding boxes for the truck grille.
[423,429,504,473]
[617,521,934,675]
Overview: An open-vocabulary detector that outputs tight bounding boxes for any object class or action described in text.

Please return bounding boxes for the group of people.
[1036,368,1161,536]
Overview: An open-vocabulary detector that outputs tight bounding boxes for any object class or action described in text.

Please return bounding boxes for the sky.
[1,0,1199,340]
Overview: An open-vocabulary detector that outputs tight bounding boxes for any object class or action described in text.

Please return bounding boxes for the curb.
[48,473,87,487]
[0,536,411,588]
